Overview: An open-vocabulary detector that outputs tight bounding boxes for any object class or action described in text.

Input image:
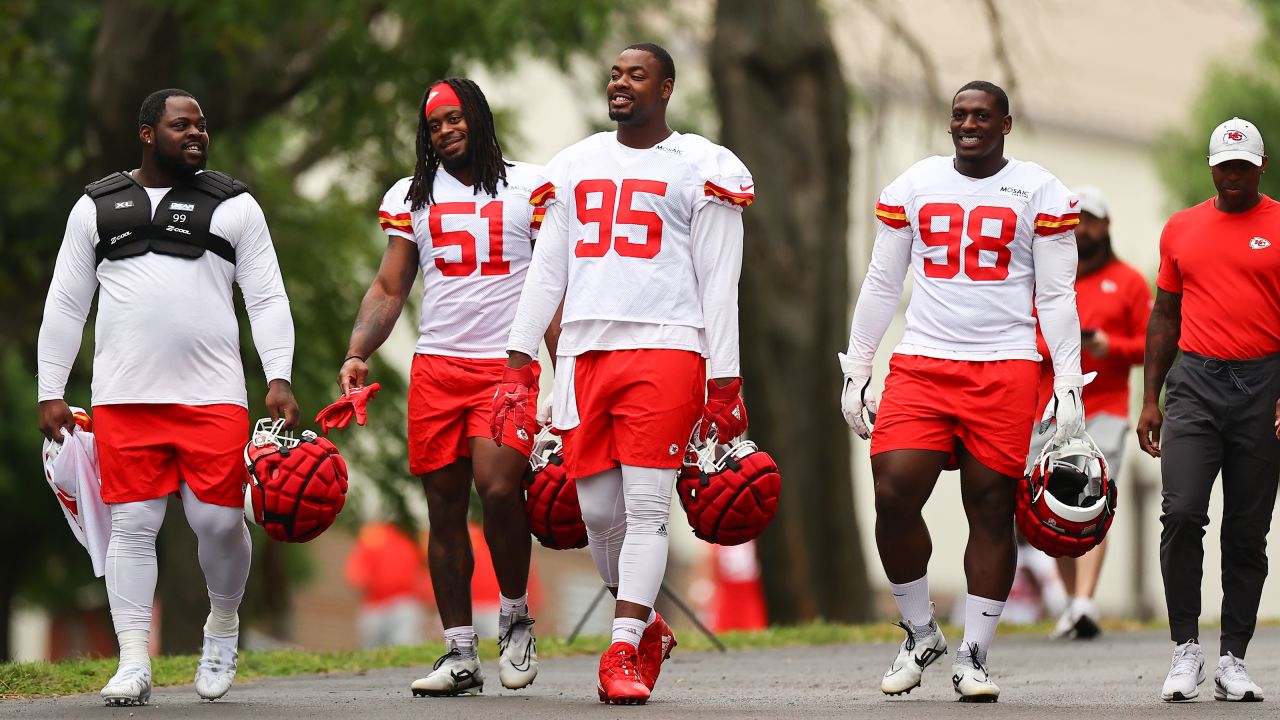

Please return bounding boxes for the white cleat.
[951,644,999,703]
[881,619,947,695]
[101,663,152,706]
[1215,652,1264,702]
[1161,640,1205,702]
[498,614,538,690]
[195,633,239,701]
[411,638,484,697]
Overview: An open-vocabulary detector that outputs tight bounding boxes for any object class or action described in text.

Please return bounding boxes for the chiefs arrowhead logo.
[1249,236,1271,250]
[1225,130,1247,144]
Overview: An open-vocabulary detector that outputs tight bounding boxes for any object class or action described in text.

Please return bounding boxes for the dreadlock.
[407,78,510,211]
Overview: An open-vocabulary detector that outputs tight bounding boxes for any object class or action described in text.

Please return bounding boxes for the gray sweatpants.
[1158,351,1280,657]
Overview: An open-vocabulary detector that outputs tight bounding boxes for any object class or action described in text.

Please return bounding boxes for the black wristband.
[344,354,365,364]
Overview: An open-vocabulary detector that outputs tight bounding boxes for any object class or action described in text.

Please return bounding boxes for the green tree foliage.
[0,0,641,658]
[1155,0,1280,209]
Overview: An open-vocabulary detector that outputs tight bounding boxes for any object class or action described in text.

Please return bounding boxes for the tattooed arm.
[338,236,419,394]
[1137,289,1182,457]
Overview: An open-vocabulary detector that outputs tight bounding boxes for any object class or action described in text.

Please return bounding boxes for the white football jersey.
[874,156,1078,359]
[532,131,753,328]
[379,161,544,357]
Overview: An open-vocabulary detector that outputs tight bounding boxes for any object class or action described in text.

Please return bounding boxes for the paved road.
[5,628,1278,718]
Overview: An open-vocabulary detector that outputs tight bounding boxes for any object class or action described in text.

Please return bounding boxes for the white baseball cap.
[1072,185,1109,219]
[1208,117,1265,167]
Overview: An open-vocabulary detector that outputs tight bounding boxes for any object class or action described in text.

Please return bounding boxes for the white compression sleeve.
[179,483,251,636]
[232,197,294,383]
[691,202,744,378]
[106,497,168,632]
[575,468,626,587]
[1032,237,1083,377]
[844,222,913,374]
[615,465,676,609]
[37,196,100,401]
[507,201,570,357]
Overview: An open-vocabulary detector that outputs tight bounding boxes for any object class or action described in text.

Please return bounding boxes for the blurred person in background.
[337,78,555,697]
[1027,185,1151,640]
[1140,117,1280,703]
[37,88,298,705]
[345,522,427,648]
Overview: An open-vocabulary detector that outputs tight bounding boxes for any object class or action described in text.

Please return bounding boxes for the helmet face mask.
[1018,433,1117,558]
[243,418,348,543]
[523,425,587,550]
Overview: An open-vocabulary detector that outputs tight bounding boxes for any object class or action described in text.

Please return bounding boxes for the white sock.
[204,605,239,638]
[1071,596,1098,618]
[117,629,150,667]
[499,593,528,619]
[611,617,647,649]
[960,594,1005,663]
[444,626,477,659]
[888,575,933,628]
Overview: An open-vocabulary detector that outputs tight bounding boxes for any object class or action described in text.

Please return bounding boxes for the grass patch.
[0,618,1168,700]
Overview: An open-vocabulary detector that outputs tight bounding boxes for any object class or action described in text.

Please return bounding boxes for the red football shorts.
[869,354,1039,478]
[93,403,250,507]
[560,349,706,479]
[407,354,540,476]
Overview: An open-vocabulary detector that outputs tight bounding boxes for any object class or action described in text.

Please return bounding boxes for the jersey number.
[574,179,668,258]
[429,201,510,276]
[918,203,1016,281]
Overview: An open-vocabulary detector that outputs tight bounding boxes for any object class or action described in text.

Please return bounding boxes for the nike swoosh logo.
[428,91,439,104]
[739,184,753,191]
[1070,199,1080,208]
[981,611,1000,617]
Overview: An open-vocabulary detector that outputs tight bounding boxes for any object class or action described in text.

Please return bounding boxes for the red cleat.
[597,642,650,705]
[637,612,678,690]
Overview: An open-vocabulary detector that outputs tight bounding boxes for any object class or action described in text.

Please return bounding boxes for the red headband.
[424,83,462,120]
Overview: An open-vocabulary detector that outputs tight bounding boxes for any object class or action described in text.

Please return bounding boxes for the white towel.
[41,408,110,577]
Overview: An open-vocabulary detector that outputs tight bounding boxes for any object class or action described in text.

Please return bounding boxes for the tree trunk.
[711,0,873,623]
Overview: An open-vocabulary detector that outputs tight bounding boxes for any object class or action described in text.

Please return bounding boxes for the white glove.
[838,352,879,440]
[1040,372,1097,444]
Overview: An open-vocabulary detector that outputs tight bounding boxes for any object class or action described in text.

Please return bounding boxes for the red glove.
[701,378,748,441]
[491,365,536,445]
[315,383,381,434]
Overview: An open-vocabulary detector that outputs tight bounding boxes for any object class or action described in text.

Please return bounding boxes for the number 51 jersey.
[378,161,544,358]
[873,156,1079,360]
[533,131,754,329]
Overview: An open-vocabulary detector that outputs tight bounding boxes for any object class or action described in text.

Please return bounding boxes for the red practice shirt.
[344,522,424,607]
[1036,258,1152,419]
[1157,196,1280,359]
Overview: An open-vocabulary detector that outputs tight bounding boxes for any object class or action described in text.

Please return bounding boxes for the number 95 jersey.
[873,156,1078,359]
[533,131,754,328]
[378,161,544,358]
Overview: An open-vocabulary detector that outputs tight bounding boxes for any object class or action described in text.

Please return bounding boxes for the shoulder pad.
[85,172,135,199]
[189,170,251,200]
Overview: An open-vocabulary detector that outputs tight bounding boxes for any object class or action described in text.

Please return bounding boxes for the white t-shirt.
[846,156,1082,376]
[507,131,752,378]
[378,162,543,357]
[38,173,294,407]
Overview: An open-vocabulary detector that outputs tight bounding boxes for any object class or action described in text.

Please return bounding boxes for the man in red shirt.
[1029,186,1151,640]
[1140,117,1280,703]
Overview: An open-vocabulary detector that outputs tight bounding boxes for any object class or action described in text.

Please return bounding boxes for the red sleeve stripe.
[874,202,909,229]
[530,207,547,230]
[1034,212,1080,236]
[378,210,412,233]
[530,182,556,206]
[703,181,755,207]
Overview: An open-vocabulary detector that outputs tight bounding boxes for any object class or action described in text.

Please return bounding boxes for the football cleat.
[951,644,999,703]
[101,663,152,706]
[498,613,538,690]
[637,612,678,690]
[881,618,947,695]
[194,633,238,700]
[1160,640,1205,702]
[411,639,483,697]
[1214,652,1264,702]
[597,642,650,705]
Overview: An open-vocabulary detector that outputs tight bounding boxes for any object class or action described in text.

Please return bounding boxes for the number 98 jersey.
[873,156,1078,359]
[533,131,754,328]
[378,161,544,358]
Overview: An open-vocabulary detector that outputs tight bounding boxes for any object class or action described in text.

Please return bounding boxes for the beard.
[439,146,471,172]
[155,147,206,179]
[1077,233,1110,260]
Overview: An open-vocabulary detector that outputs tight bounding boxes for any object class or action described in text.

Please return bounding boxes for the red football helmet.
[1017,433,1117,558]
[523,425,587,550]
[677,428,781,546]
[244,419,349,543]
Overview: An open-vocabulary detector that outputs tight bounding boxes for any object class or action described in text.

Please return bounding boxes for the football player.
[493,43,753,705]
[839,81,1086,702]
[37,89,299,705]
[338,78,552,697]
